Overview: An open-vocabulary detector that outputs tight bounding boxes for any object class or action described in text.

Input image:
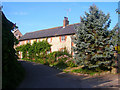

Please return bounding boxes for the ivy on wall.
[16,40,51,59]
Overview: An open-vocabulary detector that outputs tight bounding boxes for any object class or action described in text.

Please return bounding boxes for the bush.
[66,60,77,67]
[54,50,71,58]
[16,40,51,60]
[43,59,49,65]
[37,59,45,64]
[57,55,68,62]
[53,60,68,70]
[47,52,56,64]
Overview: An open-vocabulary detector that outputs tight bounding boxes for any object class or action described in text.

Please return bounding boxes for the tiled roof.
[19,23,80,41]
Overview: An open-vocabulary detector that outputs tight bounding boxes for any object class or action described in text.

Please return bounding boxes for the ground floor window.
[59,48,65,52]
[47,51,50,54]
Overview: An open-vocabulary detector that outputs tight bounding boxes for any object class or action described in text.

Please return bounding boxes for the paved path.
[17,60,86,88]
[17,60,119,88]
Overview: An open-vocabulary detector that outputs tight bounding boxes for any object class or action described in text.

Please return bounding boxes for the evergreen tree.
[72,5,117,70]
[2,12,25,88]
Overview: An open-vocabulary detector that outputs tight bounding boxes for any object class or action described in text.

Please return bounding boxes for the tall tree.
[2,12,25,88]
[72,5,117,69]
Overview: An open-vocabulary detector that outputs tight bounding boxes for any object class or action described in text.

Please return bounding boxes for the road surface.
[17,60,87,88]
[17,60,119,88]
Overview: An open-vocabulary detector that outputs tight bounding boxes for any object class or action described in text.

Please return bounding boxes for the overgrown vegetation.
[2,12,25,88]
[16,40,51,59]
[16,42,77,70]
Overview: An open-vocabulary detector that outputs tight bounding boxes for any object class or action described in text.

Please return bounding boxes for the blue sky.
[2,2,118,35]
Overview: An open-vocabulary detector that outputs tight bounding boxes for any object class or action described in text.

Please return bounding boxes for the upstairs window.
[25,41,27,44]
[28,40,30,43]
[20,42,22,45]
[31,40,34,45]
[47,38,52,43]
[37,39,39,42]
[61,36,65,41]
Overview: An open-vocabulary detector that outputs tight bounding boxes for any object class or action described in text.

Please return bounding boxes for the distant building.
[18,17,79,58]
[12,28,23,40]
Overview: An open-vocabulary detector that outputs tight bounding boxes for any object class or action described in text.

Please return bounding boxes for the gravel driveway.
[17,60,119,88]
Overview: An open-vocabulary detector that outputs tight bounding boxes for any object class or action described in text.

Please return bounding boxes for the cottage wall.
[18,34,74,58]
[49,35,72,54]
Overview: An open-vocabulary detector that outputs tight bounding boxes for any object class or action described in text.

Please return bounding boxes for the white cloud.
[12,12,28,15]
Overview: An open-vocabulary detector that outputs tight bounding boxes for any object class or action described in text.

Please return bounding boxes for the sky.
[2,2,118,35]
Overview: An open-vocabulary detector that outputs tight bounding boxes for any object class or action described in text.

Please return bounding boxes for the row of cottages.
[18,17,79,58]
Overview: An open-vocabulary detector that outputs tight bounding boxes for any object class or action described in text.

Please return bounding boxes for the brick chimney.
[63,17,69,28]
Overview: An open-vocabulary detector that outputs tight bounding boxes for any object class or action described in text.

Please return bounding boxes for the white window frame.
[61,49,64,52]
[37,39,39,42]
[47,38,51,43]
[27,51,29,56]
[20,42,22,45]
[31,40,34,45]
[21,52,23,58]
[19,51,20,55]
[61,36,65,41]
[25,41,27,44]
[28,40,30,43]
[47,51,50,54]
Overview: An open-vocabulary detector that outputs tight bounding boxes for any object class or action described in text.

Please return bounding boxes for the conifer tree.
[72,5,117,69]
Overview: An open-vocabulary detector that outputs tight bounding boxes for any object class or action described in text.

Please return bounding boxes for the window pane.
[61,36,65,41]
[25,41,26,44]
[47,38,51,43]
[37,39,39,42]
[47,51,50,54]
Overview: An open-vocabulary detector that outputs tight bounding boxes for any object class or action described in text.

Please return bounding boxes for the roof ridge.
[26,23,79,34]
[27,26,62,34]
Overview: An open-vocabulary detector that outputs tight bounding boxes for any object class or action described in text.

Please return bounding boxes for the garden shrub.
[43,59,49,65]
[54,50,71,58]
[54,60,68,70]
[16,39,76,71]
[37,59,45,64]
[16,40,51,60]
[66,60,77,67]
